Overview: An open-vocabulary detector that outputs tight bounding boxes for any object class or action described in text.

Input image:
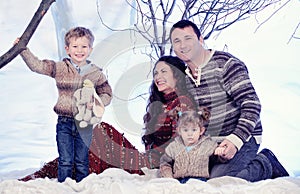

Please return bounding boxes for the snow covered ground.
[0,0,300,193]
[0,168,299,194]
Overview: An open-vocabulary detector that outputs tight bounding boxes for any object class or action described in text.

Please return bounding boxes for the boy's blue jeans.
[56,116,93,182]
[210,137,272,182]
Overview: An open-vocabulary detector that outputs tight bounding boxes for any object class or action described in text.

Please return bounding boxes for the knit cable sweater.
[20,48,112,117]
[160,135,218,179]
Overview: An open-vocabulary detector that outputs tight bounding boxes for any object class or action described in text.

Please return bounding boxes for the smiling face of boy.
[65,36,93,66]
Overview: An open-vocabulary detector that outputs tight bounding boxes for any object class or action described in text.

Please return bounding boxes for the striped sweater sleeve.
[221,57,261,146]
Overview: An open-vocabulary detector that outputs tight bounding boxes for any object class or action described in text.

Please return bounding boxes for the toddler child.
[160,109,225,183]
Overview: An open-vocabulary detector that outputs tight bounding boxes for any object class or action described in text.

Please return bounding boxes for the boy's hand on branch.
[13,38,20,46]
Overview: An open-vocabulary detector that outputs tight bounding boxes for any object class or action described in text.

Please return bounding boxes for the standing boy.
[15,27,112,182]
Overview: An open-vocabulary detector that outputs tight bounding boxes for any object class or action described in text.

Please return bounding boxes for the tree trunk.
[0,0,55,69]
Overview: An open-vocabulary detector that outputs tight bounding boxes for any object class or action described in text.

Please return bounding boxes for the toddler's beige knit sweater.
[160,135,218,179]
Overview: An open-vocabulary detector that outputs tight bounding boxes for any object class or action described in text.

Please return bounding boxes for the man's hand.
[218,139,238,160]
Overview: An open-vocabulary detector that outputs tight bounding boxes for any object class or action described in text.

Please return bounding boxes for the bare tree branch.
[254,0,291,33]
[97,0,290,59]
[94,0,292,103]
[0,0,55,69]
[287,21,300,44]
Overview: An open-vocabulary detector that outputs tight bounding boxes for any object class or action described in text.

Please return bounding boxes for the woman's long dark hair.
[142,56,195,145]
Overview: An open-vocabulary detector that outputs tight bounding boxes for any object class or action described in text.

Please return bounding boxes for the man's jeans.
[56,116,93,182]
[210,137,272,182]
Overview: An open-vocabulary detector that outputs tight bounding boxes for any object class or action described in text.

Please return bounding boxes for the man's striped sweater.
[186,50,262,150]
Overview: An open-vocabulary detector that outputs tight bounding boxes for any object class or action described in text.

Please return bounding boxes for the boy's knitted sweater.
[20,48,112,118]
[160,135,218,179]
[186,50,262,150]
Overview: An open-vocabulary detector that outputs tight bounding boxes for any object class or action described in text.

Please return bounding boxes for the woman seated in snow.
[20,56,200,181]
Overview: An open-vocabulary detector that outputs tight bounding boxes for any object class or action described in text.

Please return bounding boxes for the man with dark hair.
[169,19,289,182]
